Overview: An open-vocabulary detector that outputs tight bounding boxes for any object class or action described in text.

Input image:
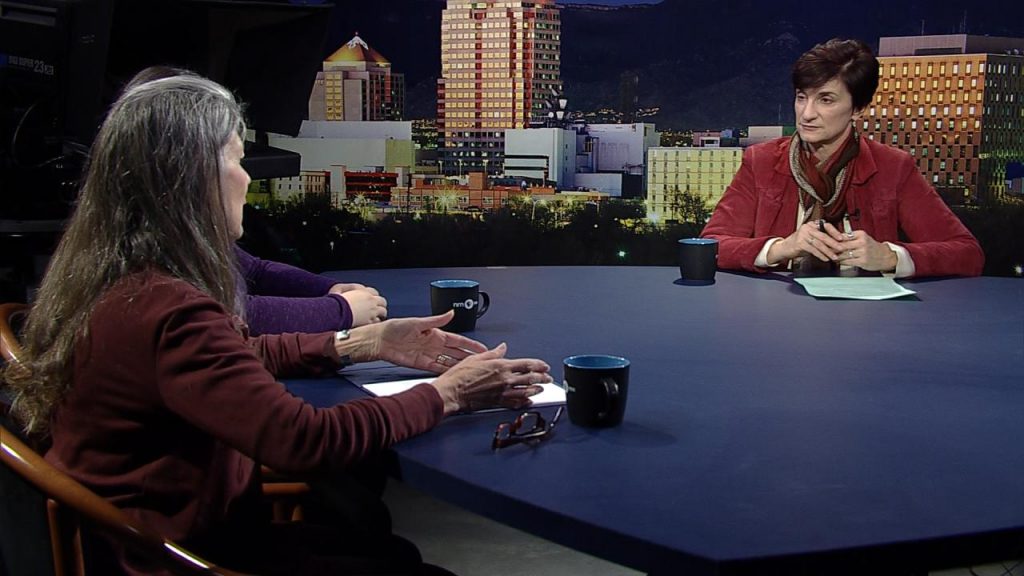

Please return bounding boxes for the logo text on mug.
[452,298,477,310]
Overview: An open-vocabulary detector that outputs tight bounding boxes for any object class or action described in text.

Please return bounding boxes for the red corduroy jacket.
[702,136,984,277]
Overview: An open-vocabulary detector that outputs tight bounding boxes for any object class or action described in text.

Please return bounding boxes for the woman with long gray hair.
[3,72,550,575]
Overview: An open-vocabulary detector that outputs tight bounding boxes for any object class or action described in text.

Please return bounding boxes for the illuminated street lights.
[530,197,546,221]
[438,191,457,214]
[546,89,569,128]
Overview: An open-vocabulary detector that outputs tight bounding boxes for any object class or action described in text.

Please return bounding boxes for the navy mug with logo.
[430,280,490,333]
[563,354,630,427]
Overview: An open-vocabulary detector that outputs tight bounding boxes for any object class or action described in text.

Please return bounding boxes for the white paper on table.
[361,377,566,409]
[794,277,917,300]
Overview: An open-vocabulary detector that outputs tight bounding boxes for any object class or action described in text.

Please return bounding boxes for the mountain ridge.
[324,0,1024,130]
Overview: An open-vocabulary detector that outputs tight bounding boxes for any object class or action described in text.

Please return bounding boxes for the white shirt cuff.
[755,238,785,268]
[884,242,916,278]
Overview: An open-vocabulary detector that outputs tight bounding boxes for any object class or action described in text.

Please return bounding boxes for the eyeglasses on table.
[491,405,564,450]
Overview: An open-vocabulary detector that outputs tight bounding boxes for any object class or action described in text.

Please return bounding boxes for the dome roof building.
[309,33,404,122]
[325,33,391,67]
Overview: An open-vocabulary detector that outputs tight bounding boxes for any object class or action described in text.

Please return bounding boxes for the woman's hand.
[767,220,846,265]
[337,312,551,414]
[837,230,898,272]
[431,344,552,415]
[340,288,388,326]
[328,282,373,296]
[356,311,488,371]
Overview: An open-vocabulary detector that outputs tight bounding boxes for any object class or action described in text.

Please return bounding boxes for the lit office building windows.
[437,0,562,175]
[645,147,743,223]
[866,35,1024,204]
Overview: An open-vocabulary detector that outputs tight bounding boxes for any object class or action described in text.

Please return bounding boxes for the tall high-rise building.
[308,33,404,122]
[862,34,1024,204]
[437,0,562,175]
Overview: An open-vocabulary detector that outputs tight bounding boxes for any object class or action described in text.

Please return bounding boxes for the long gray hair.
[4,74,247,436]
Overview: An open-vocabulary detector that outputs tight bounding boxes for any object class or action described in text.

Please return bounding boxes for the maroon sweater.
[45,270,442,566]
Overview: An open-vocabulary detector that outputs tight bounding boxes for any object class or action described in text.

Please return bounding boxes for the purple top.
[235,246,353,335]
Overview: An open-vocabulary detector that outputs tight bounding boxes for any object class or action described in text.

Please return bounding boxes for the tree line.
[239,193,1022,278]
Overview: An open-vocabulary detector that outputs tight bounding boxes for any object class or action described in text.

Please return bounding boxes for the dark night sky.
[560,0,661,4]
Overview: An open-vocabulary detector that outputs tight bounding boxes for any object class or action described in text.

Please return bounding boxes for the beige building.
[437,0,561,175]
[646,147,743,224]
[271,171,330,205]
[268,121,415,206]
[308,34,404,122]
[863,35,1024,204]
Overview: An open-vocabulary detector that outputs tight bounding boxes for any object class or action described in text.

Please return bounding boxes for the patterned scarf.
[788,128,859,275]
[788,128,860,227]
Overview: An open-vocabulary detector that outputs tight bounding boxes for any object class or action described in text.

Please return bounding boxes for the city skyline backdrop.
[562,0,658,4]
[284,2,1024,208]
[324,0,1024,129]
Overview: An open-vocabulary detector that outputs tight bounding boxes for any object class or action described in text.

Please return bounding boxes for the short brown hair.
[792,38,878,111]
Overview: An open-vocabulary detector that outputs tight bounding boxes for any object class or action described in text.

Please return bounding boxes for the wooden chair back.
[0,421,248,576]
[0,302,29,365]
[1,301,303,571]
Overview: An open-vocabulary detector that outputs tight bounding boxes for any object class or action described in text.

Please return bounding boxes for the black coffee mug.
[430,280,490,333]
[678,238,718,285]
[563,355,630,428]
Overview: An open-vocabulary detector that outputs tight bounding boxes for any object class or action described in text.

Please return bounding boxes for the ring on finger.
[847,250,854,259]
[436,353,454,366]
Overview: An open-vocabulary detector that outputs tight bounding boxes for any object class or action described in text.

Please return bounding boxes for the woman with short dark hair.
[3,73,550,575]
[702,38,984,277]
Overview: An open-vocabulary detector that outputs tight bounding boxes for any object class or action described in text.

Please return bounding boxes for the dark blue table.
[287,267,1024,575]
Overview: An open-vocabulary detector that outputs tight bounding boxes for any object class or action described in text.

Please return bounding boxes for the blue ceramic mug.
[563,354,630,427]
[678,238,718,285]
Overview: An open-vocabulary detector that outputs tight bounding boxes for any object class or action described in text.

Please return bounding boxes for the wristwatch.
[334,330,354,368]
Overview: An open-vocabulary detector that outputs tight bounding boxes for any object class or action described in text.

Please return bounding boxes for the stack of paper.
[794,277,917,300]
[362,377,566,409]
